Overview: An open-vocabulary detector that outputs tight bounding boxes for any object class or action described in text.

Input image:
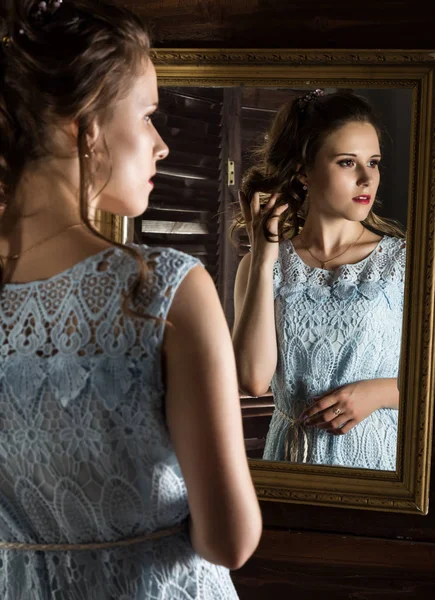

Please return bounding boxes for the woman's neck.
[0,161,83,241]
[298,216,365,255]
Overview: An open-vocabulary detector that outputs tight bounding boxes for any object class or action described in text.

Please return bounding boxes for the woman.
[232,89,405,470]
[0,1,261,598]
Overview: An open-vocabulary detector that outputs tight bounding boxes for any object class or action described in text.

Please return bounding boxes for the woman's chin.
[96,196,149,219]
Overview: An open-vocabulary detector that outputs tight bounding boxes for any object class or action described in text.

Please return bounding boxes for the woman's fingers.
[304,403,347,428]
[269,203,289,220]
[330,420,356,435]
[239,190,287,244]
[316,416,349,431]
[238,190,251,223]
[266,204,288,237]
[299,396,333,422]
[240,191,286,223]
[264,193,279,211]
[250,191,261,219]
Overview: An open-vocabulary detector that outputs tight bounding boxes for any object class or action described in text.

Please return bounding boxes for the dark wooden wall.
[122,1,435,598]
[124,1,435,50]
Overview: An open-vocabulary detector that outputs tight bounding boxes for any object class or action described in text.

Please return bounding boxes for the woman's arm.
[232,252,278,396]
[164,265,262,570]
[232,191,288,397]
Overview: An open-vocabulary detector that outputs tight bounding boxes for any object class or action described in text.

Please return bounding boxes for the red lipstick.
[352,194,371,205]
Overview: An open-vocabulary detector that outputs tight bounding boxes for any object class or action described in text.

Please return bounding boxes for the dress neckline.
[0,246,119,289]
[287,235,386,274]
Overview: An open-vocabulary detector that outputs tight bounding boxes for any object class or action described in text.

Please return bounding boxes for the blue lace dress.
[263,235,405,470]
[0,244,238,599]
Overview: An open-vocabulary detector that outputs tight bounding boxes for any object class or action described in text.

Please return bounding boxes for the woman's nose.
[155,136,169,161]
[357,169,372,186]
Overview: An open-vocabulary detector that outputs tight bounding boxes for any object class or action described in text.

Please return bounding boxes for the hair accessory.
[297,89,325,110]
[33,0,63,23]
[1,1,63,47]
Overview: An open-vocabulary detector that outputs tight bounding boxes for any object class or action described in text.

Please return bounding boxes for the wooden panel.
[231,529,435,598]
[121,1,435,49]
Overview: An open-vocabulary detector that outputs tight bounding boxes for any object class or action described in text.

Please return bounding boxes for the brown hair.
[0,0,155,317]
[231,90,405,244]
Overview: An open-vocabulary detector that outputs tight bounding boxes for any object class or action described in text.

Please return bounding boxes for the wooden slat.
[144,207,211,221]
[153,112,221,137]
[149,195,218,211]
[157,164,220,181]
[154,130,222,157]
[158,88,223,123]
[142,220,209,235]
[157,148,221,171]
[161,86,224,103]
[138,233,219,247]
[154,173,220,191]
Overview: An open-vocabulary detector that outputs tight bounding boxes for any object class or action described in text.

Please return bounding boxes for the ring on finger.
[332,407,342,416]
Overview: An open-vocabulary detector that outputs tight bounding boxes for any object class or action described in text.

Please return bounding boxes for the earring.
[302,185,307,191]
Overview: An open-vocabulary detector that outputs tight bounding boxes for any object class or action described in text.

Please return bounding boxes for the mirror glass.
[138,85,412,472]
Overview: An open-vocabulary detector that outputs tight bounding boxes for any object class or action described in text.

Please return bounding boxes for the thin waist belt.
[274,406,309,463]
[0,522,186,552]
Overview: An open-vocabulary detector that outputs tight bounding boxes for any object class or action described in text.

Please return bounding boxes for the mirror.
[148,84,411,474]
[110,50,435,513]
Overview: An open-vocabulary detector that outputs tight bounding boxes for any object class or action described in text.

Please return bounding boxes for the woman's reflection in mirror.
[232,90,406,470]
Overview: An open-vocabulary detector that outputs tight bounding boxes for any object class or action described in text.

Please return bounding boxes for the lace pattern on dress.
[0,244,238,599]
[266,236,405,470]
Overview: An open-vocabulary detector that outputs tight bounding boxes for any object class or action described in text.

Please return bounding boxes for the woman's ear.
[296,166,307,186]
[85,121,102,155]
[65,119,101,155]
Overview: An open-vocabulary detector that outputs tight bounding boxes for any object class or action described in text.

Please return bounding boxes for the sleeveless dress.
[263,235,405,470]
[0,244,238,599]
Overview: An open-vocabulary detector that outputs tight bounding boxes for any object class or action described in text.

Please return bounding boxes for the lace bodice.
[263,235,405,470]
[0,244,238,599]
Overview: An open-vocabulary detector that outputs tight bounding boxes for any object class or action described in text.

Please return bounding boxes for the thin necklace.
[0,223,84,261]
[301,226,365,270]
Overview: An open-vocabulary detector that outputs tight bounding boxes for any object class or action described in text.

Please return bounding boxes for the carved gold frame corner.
[107,49,435,513]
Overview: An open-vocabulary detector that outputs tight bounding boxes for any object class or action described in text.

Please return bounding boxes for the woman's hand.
[298,379,399,435]
[239,190,288,265]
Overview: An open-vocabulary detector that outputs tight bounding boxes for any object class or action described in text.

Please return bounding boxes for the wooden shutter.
[134,86,224,286]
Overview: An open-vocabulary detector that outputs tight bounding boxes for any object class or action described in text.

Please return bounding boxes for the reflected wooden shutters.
[135,86,224,291]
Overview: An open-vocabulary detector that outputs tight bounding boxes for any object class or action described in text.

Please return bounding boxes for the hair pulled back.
[0,0,155,316]
[231,90,405,244]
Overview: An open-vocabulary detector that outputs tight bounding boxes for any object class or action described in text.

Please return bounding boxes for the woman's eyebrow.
[333,152,382,158]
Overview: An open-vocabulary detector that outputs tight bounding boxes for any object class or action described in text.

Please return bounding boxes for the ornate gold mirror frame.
[105,49,435,514]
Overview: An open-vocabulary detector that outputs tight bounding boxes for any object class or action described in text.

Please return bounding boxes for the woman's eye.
[368,160,380,168]
[338,159,355,167]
